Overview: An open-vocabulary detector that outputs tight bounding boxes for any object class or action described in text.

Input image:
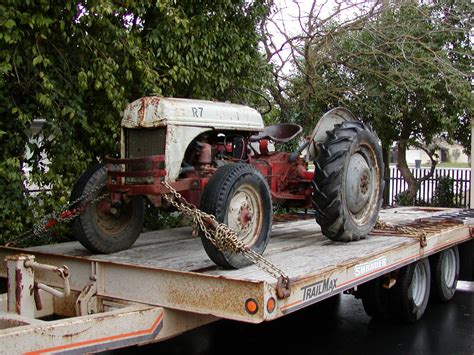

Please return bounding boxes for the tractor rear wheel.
[71,164,145,253]
[312,121,384,242]
[200,164,272,269]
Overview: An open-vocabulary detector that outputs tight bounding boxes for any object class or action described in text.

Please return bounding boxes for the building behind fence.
[387,167,471,208]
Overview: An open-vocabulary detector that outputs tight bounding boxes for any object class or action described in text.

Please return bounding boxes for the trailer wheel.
[312,121,384,242]
[430,246,459,302]
[459,240,474,281]
[389,258,431,323]
[200,164,272,269]
[71,164,145,253]
[358,277,390,320]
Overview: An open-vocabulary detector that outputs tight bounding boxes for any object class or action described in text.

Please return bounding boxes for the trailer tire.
[430,246,459,302]
[71,164,145,253]
[459,240,474,281]
[389,258,431,323]
[200,164,272,269]
[312,121,384,242]
[359,277,390,320]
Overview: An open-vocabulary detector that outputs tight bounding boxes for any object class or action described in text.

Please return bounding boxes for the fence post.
[383,145,390,206]
[471,117,474,208]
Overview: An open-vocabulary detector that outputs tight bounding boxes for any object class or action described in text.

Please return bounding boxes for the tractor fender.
[306,107,358,161]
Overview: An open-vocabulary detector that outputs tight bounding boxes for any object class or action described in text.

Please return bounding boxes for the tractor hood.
[122,96,264,131]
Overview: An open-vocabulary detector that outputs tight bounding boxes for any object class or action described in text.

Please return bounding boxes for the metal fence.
[387,167,471,208]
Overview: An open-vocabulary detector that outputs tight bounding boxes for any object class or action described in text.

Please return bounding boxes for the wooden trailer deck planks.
[27,207,472,284]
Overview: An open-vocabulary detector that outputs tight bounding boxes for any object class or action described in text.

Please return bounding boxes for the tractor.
[71,96,384,268]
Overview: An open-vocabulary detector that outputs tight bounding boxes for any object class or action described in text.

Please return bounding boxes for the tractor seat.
[250,123,303,143]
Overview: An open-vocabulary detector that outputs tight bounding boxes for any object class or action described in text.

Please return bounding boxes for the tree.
[263,1,473,201]
[0,0,272,244]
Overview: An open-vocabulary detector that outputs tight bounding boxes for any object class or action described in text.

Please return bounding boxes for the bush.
[143,204,191,232]
[432,176,455,207]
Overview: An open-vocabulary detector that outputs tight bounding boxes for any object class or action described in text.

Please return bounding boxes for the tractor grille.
[124,128,166,184]
[124,127,166,158]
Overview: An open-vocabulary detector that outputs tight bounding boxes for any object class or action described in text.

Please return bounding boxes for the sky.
[267,0,363,74]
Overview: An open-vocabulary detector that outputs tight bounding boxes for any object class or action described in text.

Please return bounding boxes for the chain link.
[374,219,424,236]
[374,219,428,247]
[7,178,291,298]
[161,181,290,296]
[7,182,107,247]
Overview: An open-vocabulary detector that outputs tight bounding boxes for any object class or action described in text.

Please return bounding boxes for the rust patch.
[33,282,43,311]
[410,207,445,212]
[138,97,148,126]
[6,268,9,294]
[273,213,314,223]
[136,96,161,127]
[15,268,22,314]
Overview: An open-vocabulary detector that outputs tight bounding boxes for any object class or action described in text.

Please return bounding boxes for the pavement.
[114,281,474,355]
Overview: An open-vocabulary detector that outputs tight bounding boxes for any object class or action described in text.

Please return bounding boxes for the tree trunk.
[396,140,418,201]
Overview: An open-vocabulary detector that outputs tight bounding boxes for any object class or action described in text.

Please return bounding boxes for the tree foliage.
[0,0,271,244]
[264,1,473,200]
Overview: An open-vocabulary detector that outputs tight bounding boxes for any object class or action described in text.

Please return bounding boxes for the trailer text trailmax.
[1,207,473,354]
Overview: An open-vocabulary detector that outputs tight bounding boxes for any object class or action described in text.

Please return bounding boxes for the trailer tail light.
[245,298,259,315]
[266,297,276,313]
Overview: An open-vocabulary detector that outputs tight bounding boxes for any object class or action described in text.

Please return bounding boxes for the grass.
[421,162,470,168]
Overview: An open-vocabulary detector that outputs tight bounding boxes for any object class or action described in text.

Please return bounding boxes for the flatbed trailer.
[1,206,473,354]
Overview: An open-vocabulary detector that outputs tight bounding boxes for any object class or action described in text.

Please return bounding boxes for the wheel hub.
[441,249,456,287]
[346,153,372,214]
[409,262,428,307]
[95,197,133,236]
[227,186,261,244]
[238,204,253,226]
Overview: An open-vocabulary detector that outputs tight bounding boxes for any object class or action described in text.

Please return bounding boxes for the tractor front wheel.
[200,164,272,269]
[70,164,145,253]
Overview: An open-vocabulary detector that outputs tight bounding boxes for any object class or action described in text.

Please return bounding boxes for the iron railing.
[387,167,471,208]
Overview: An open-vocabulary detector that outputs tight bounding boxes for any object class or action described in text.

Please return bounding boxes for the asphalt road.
[112,282,473,355]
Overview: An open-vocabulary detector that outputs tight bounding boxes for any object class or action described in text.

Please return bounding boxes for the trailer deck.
[1,207,473,353]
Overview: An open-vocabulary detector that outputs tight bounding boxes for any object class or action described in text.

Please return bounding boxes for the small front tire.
[71,164,145,254]
[200,164,272,269]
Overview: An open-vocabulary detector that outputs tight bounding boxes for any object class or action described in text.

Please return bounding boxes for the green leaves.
[3,19,16,29]
[0,0,271,245]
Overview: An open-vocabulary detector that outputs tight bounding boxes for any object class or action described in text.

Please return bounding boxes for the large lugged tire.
[312,121,384,242]
[71,164,145,253]
[200,164,272,269]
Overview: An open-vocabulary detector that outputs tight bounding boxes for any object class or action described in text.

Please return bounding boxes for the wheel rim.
[344,142,380,226]
[226,184,263,245]
[94,191,134,237]
[441,249,456,288]
[408,262,428,307]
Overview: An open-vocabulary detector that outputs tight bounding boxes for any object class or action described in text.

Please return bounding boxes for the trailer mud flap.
[0,305,163,354]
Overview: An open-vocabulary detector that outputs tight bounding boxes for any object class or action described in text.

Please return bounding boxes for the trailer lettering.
[301,277,337,301]
[354,256,387,276]
[192,107,203,118]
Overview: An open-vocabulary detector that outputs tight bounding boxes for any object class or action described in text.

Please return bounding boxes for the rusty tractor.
[71,97,384,268]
